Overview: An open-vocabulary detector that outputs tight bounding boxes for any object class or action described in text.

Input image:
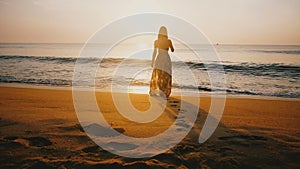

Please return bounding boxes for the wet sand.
[0,86,299,168]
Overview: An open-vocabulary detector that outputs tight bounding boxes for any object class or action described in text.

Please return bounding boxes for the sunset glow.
[0,0,299,44]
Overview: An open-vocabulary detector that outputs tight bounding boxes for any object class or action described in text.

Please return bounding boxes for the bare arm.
[152,41,157,67]
[169,40,174,52]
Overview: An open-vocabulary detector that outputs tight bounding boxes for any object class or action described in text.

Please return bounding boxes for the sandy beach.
[0,86,299,168]
[1,0,300,168]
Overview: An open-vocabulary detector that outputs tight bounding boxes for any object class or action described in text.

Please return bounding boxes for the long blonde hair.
[158,26,168,41]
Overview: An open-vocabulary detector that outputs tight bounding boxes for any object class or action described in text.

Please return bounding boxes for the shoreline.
[1,82,299,101]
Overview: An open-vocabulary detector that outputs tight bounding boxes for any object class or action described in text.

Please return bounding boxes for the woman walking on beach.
[150,26,174,98]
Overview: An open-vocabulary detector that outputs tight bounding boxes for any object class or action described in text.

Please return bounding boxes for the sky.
[0,0,300,45]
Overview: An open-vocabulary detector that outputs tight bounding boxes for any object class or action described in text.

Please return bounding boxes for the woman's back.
[155,39,173,52]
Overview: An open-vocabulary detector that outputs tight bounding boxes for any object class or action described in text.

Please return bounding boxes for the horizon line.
[0,42,300,46]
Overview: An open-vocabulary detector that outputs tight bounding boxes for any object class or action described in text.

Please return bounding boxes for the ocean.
[0,43,299,98]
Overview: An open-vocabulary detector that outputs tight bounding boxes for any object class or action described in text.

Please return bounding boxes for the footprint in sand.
[83,123,126,137]
[26,137,52,147]
[4,136,18,140]
[24,160,56,169]
[82,145,101,153]
[168,100,180,107]
[165,99,182,119]
[218,134,267,147]
[58,124,84,132]
[169,104,178,107]
[175,121,191,129]
[0,138,24,149]
[218,135,267,141]
[113,127,125,133]
[168,100,180,104]
[104,142,138,151]
[179,109,187,113]
[2,136,51,148]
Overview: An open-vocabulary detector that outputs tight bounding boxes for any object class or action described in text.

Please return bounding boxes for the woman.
[150,26,174,98]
